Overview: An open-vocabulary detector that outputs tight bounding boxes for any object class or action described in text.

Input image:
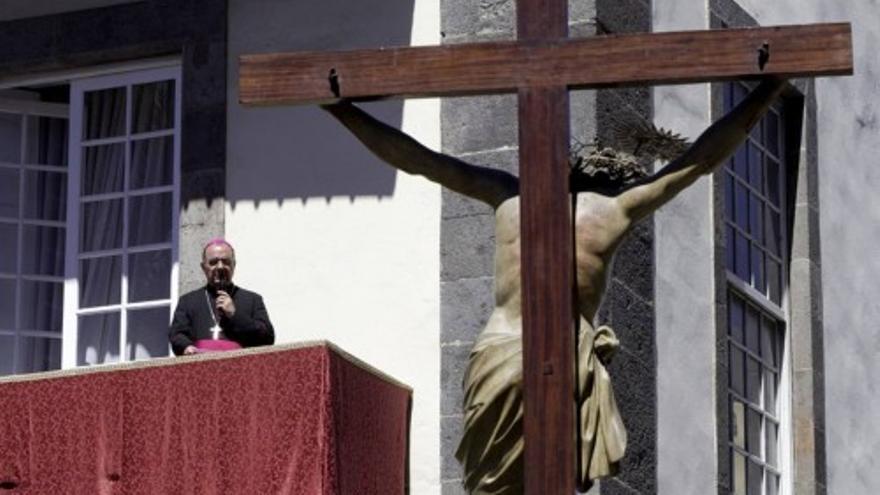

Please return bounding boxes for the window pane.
[726,224,736,273]
[21,225,64,276]
[750,118,763,142]
[0,222,17,274]
[729,294,744,343]
[80,256,121,307]
[23,170,67,221]
[132,80,175,133]
[20,281,63,333]
[732,451,746,495]
[0,167,19,217]
[77,312,120,365]
[766,111,780,158]
[733,82,748,105]
[24,116,68,166]
[80,199,123,252]
[751,247,765,295]
[765,209,781,257]
[747,460,763,494]
[735,233,749,281]
[0,279,14,328]
[767,159,781,207]
[733,142,748,179]
[129,250,171,302]
[0,336,14,375]
[767,260,781,305]
[746,357,762,404]
[732,399,746,448]
[725,172,735,221]
[749,194,764,244]
[747,407,762,456]
[730,345,745,396]
[127,306,170,360]
[130,136,173,189]
[766,472,779,495]
[745,306,760,354]
[129,193,172,246]
[764,370,778,416]
[0,112,22,163]
[734,181,749,229]
[17,336,61,373]
[766,420,779,467]
[83,87,126,140]
[82,143,125,195]
[748,145,763,191]
[762,317,778,368]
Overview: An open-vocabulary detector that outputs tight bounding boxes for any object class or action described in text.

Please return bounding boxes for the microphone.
[214,270,231,317]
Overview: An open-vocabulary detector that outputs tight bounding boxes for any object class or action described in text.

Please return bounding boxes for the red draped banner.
[0,342,411,494]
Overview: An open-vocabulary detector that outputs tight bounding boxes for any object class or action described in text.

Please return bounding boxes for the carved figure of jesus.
[322,77,786,494]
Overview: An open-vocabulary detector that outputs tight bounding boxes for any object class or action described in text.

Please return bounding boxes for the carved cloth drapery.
[456,324,627,494]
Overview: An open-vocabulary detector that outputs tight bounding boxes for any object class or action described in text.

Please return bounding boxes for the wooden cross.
[239,4,852,492]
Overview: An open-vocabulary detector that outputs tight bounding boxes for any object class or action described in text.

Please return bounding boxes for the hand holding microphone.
[215,287,236,318]
[211,264,235,318]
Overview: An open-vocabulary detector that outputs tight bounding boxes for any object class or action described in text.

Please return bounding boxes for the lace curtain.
[77,81,174,365]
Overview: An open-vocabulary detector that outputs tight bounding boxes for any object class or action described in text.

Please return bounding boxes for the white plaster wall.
[730,1,880,492]
[655,1,880,493]
[226,1,442,493]
[652,3,717,494]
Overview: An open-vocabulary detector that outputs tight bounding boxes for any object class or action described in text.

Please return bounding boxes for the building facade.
[0,1,877,494]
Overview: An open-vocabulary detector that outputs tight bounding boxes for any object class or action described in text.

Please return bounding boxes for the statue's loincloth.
[455,325,627,494]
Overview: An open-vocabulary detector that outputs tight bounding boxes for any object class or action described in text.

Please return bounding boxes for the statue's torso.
[479,192,631,344]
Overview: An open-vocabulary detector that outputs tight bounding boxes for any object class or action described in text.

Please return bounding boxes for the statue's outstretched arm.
[322,102,519,208]
[616,77,788,222]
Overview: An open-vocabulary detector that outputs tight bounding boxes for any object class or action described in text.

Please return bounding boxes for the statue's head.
[569,124,690,194]
[569,145,648,193]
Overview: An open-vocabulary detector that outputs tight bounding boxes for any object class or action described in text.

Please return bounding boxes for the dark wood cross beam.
[240,8,852,493]
[239,22,852,105]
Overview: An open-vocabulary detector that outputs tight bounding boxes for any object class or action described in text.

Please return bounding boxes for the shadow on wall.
[226,0,416,208]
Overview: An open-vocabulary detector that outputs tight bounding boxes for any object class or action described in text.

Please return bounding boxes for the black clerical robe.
[168,285,275,355]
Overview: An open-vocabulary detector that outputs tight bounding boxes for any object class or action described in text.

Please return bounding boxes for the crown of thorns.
[569,122,691,186]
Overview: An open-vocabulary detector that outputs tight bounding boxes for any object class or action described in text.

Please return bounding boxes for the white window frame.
[0,98,68,374]
[61,64,181,368]
[723,81,793,495]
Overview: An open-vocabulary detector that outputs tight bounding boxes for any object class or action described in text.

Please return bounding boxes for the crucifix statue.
[322,75,785,495]
[240,4,851,493]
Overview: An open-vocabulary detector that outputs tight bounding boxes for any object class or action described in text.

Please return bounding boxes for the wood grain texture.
[239,23,852,105]
[519,86,577,495]
[517,2,575,494]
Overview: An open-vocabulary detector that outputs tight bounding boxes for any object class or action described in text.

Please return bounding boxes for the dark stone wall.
[594,2,655,493]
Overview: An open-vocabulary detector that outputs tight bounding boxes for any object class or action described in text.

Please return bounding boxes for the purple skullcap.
[202,237,235,258]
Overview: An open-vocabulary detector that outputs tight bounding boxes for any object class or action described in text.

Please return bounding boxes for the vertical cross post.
[517,1,576,493]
